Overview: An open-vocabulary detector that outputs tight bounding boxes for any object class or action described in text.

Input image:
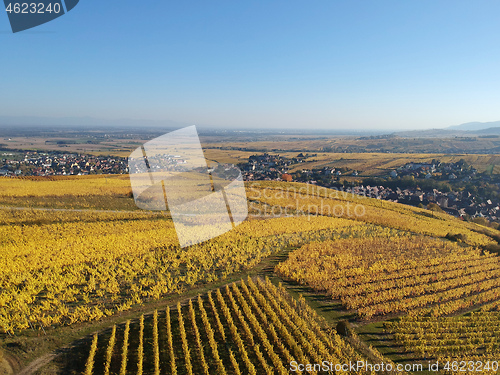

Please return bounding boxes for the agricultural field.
[0,205,368,334]
[1,175,500,374]
[386,311,500,357]
[202,135,500,159]
[205,148,500,176]
[81,278,367,375]
[0,136,146,157]
[276,238,500,319]
[0,175,135,210]
[3,129,500,177]
[247,181,497,246]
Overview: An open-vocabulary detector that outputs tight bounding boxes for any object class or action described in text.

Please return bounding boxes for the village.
[2,150,500,222]
[240,153,500,223]
[0,151,128,176]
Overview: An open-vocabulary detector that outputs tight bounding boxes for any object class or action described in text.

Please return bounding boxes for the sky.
[1,0,500,131]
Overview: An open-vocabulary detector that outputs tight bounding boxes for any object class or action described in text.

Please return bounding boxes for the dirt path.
[0,206,144,214]
[1,354,17,375]
[16,352,58,375]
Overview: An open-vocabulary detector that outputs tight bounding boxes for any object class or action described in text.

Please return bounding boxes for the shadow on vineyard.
[274,277,357,321]
[357,323,410,362]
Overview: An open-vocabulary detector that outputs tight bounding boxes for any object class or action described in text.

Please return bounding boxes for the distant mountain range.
[392,121,500,138]
[448,121,500,131]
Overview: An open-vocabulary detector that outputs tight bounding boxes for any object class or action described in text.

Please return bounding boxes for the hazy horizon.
[1,114,500,134]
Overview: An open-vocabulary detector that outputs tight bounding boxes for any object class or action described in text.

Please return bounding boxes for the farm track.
[0,206,144,214]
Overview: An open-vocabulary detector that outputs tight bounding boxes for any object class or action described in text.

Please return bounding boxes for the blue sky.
[1,1,500,130]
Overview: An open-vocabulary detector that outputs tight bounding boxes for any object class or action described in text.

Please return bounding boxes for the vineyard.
[82,277,367,375]
[386,311,500,358]
[0,175,136,210]
[385,311,500,374]
[248,181,497,247]
[2,177,500,374]
[276,236,500,319]
[0,176,496,247]
[0,207,375,334]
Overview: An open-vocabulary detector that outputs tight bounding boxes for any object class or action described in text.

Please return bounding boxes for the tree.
[427,203,445,213]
